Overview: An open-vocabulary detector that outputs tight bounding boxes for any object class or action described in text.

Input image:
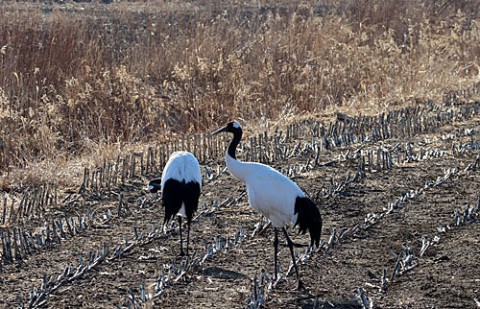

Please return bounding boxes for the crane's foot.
[297,279,306,291]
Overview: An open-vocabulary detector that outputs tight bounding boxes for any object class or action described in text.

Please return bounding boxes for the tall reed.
[0,0,479,173]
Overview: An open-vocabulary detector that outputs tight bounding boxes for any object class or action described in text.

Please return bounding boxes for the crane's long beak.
[211,125,228,136]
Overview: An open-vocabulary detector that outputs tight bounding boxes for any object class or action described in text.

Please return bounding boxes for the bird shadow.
[266,280,362,309]
[201,266,249,280]
[289,296,362,309]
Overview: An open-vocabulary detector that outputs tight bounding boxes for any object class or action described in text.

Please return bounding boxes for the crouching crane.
[148,151,202,256]
[213,121,322,288]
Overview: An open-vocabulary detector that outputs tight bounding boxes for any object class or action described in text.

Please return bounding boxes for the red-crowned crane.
[213,121,322,288]
[148,151,202,256]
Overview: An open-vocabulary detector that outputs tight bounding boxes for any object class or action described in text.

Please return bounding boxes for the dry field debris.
[1,95,480,308]
[1,1,480,308]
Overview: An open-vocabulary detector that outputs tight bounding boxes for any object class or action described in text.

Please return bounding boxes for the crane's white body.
[161,151,202,190]
[226,153,304,227]
[148,151,202,217]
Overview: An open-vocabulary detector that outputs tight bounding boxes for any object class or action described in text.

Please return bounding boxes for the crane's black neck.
[228,128,242,160]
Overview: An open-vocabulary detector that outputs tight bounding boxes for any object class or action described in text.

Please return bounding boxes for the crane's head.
[147,178,162,193]
[211,121,242,136]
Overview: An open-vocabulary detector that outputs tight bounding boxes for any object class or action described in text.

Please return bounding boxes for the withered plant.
[0,0,479,186]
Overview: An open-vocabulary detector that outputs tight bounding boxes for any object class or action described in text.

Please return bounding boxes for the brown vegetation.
[0,2,479,307]
[0,0,479,185]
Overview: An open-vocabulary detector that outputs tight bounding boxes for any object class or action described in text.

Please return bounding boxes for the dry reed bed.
[1,0,480,179]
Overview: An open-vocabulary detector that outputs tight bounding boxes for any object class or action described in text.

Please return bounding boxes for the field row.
[0,101,479,308]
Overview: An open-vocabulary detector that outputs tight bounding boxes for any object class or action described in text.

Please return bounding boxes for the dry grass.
[0,0,479,187]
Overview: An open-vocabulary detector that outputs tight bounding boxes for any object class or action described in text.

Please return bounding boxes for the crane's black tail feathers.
[162,179,201,225]
[294,197,322,248]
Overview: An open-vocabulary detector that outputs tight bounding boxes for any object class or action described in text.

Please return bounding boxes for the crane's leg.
[273,227,279,280]
[186,222,190,256]
[178,217,185,256]
[282,228,304,290]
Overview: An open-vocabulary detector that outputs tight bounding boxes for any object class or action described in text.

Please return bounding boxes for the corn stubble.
[0,0,479,186]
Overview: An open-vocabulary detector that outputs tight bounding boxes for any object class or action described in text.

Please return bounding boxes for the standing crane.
[148,151,202,256]
[213,121,322,288]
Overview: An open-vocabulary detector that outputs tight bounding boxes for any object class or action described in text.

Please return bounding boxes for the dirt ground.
[1,102,480,308]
